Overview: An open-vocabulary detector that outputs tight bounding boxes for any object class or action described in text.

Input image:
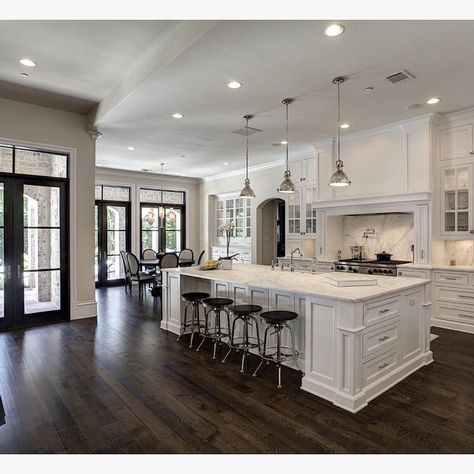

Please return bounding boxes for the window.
[95,185,130,202]
[216,196,251,240]
[140,188,185,254]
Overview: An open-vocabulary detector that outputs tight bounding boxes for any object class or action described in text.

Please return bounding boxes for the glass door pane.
[165,207,182,252]
[0,183,4,320]
[106,204,128,281]
[95,205,99,282]
[141,206,161,254]
[23,184,61,315]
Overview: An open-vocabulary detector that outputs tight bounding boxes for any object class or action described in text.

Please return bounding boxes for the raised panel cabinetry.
[439,123,474,161]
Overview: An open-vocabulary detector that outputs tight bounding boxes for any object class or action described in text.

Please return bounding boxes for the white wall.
[0,97,96,320]
[95,167,201,258]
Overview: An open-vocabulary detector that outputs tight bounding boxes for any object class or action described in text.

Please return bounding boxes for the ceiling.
[2,20,474,178]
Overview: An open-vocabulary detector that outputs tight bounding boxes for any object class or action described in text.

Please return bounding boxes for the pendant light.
[239,114,256,199]
[329,77,351,187]
[278,98,296,193]
[167,207,176,223]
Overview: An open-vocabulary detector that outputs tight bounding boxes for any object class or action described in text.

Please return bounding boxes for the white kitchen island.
[160,264,433,413]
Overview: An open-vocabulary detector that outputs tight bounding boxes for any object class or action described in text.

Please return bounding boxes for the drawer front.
[434,271,469,286]
[363,348,399,387]
[295,261,312,272]
[316,264,334,273]
[435,301,474,325]
[398,269,430,279]
[362,320,400,359]
[364,297,401,326]
[435,286,474,304]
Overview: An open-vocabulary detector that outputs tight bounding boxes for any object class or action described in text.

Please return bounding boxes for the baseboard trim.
[432,318,474,334]
[71,300,97,320]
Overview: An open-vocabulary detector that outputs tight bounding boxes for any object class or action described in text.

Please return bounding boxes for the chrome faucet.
[289,248,302,272]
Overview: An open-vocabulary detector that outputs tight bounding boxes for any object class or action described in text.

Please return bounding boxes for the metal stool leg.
[277,324,282,388]
[196,307,210,352]
[189,302,198,348]
[212,309,221,359]
[222,315,238,363]
[240,317,249,373]
[177,303,189,341]
[253,325,270,377]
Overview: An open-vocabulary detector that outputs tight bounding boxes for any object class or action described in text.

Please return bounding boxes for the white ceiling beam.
[86,20,217,131]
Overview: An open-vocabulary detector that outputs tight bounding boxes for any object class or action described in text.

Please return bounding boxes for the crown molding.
[95,165,200,184]
[202,146,315,183]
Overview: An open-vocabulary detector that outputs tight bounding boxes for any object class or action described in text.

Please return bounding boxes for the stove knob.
[383,269,388,274]
[372,269,378,273]
[368,270,373,274]
[348,267,353,271]
[353,268,359,273]
[387,269,393,274]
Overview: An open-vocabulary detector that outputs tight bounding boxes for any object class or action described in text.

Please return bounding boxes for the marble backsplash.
[444,240,474,266]
[342,214,414,261]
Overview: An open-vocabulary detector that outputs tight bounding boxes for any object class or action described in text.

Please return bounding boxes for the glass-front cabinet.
[441,164,472,236]
[286,185,317,238]
[287,189,301,237]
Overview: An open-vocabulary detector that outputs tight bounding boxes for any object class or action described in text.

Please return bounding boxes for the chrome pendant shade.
[240,114,256,199]
[329,77,351,187]
[278,98,296,193]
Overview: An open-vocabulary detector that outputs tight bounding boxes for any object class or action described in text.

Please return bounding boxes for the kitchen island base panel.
[161,265,431,413]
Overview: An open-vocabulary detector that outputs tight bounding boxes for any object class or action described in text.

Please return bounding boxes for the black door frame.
[0,175,69,330]
[95,200,131,287]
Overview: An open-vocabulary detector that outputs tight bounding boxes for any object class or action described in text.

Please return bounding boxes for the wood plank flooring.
[0,286,473,453]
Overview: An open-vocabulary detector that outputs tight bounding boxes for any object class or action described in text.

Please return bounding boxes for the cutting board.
[326,273,378,287]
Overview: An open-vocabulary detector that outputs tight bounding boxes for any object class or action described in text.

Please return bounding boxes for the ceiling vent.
[386,69,415,84]
[232,126,263,136]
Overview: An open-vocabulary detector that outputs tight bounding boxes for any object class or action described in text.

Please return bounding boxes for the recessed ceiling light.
[127,146,135,150]
[20,72,29,78]
[427,97,441,105]
[339,123,350,129]
[223,162,229,165]
[19,58,37,67]
[280,140,288,145]
[96,164,103,167]
[172,113,184,119]
[365,86,375,92]
[180,155,186,158]
[227,81,242,89]
[407,103,422,110]
[325,24,345,37]
[141,168,151,172]
[181,173,186,176]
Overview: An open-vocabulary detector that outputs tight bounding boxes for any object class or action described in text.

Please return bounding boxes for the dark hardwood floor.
[0,286,473,454]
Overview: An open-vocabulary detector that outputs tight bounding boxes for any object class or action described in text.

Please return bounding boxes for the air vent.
[232,126,263,136]
[386,69,415,84]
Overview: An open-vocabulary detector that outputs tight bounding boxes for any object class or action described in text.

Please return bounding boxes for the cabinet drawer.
[434,271,469,286]
[435,286,474,304]
[362,319,400,359]
[295,261,312,272]
[315,264,334,273]
[364,297,400,326]
[398,269,430,279]
[362,348,399,388]
[435,301,474,325]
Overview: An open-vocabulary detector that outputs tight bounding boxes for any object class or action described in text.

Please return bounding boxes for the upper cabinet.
[439,123,474,161]
[286,183,318,239]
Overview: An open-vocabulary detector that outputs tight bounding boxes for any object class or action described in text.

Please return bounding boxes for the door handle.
[16,265,21,279]
[5,265,11,280]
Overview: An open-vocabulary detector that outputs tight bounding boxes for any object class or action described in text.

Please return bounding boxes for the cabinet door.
[316,210,326,259]
[415,204,430,263]
[441,164,472,237]
[439,123,473,161]
[213,280,229,298]
[302,185,317,237]
[269,289,295,311]
[248,286,269,310]
[287,188,301,237]
[229,283,247,304]
[301,157,317,183]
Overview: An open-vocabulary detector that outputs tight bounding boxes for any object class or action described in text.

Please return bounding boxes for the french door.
[0,177,68,330]
[95,201,130,286]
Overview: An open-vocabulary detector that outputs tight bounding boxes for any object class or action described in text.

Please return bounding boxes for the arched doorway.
[256,198,285,265]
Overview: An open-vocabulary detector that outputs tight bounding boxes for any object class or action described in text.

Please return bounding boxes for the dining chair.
[126,252,156,298]
[196,250,205,266]
[120,250,131,294]
[152,252,179,298]
[142,248,158,274]
[179,248,194,267]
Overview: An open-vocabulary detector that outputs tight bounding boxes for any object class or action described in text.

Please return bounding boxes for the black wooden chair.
[120,250,131,294]
[196,250,205,266]
[142,248,158,274]
[178,248,194,267]
[126,252,156,298]
[152,252,179,298]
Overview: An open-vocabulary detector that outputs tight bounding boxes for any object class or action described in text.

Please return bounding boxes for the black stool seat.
[181,292,210,302]
[202,297,233,308]
[260,310,298,323]
[229,304,263,316]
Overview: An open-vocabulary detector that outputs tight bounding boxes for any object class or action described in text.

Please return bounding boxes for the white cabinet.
[415,203,430,263]
[440,164,472,237]
[286,184,318,239]
[211,246,252,263]
[299,157,317,183]
[439,123,474,161]
[287,188,302,237]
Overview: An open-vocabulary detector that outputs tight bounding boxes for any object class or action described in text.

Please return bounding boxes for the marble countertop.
[398,263,474,272]
[165,263,429,303]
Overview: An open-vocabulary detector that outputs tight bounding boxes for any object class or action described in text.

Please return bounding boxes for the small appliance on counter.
[334,250,410,277]
[350,245,365,260]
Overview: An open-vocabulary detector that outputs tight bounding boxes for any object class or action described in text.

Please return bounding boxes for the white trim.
[202,146,315,183]
[71,300,98,320]
[95,165,199,184]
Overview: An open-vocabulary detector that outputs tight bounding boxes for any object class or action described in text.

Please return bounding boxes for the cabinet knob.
[470,151,474,155]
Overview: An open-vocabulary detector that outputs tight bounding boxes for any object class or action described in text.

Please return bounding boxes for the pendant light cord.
[336,80,343,170]
[285,100,289,172]
[246,116,249,180]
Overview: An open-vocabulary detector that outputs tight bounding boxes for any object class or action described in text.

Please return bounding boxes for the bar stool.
[177,292,210,348]
[196,297,234,359]
[222,304,263,373]
[253,310,299,388]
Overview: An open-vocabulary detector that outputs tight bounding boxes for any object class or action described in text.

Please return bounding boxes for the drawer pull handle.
[379,335,390,342]
[458,313,473,318]
[444,277,458,281]
[378,362,389,370]
[379,308,391,315]
[458,295,474,299]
